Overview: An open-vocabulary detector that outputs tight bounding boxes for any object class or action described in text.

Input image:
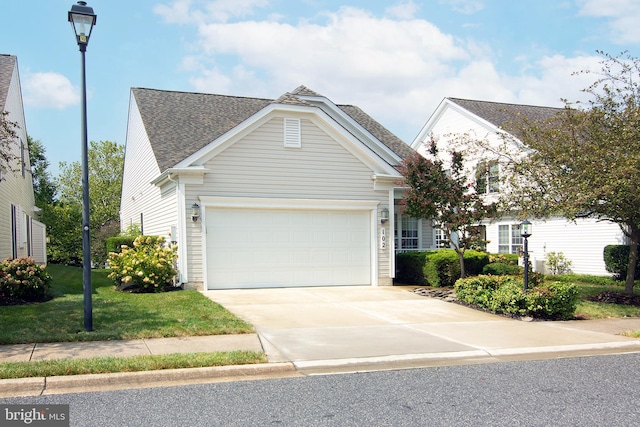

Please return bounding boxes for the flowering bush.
[0,257,52,304]
[108,236,178,292]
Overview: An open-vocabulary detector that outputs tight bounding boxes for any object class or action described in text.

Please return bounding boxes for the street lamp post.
[520,220,532,292]
[68,1,97,332]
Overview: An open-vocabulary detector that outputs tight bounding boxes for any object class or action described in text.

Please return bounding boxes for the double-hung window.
[498,224,523,254]
[476,160,499,194]
[395,215,419,250]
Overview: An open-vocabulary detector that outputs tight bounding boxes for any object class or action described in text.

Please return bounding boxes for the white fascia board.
[174,103,316,168]
[296,95,404,166]
[151,166,208,187]
[372,173,403,191]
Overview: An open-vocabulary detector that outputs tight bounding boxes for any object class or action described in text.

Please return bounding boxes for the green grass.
[549,273,640,319]
[0,351,267,379]
[0,264,254,345]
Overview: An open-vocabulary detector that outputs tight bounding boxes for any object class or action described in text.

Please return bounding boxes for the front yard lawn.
[0,264,254,345]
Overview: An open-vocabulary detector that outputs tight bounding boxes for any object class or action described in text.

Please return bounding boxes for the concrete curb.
[0,362,298,398]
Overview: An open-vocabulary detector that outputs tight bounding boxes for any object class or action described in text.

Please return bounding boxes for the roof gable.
[0,54,17,109]
[131,85,412,173]
[412,97,564,149]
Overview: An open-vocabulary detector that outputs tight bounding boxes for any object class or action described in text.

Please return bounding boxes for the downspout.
[167,174,188,284]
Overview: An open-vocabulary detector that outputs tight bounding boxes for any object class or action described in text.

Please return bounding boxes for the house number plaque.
[380,227,386,250]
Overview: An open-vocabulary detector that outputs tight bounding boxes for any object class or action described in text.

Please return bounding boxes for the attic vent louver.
[284,118,301,148]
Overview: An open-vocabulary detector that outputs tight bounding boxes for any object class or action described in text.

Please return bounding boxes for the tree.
[0,111,19,179]
[499,51,640,295]
[401,137,495,278]
[57,140,125,266]
[58,140,124,230]
[28,135,57,206]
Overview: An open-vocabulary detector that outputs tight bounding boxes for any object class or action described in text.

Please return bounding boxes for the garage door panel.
[207,207,371,289]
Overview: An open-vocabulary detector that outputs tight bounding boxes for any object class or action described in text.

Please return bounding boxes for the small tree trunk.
[625,227,639,295]
[457,250,466,278]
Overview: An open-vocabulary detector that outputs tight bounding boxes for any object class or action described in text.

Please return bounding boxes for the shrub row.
[454,275,578,320]
[396,250,489,287]
[0,258,52,304]
[604,245,640,281]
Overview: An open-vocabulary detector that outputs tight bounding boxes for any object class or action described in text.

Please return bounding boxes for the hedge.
[603,245,640,281]
[106,236,137,255]
[454,275,578,320]
[395,250,490,287]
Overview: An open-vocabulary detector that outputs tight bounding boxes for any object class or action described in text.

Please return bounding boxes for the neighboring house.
[0,54,46,264]
[409,97,625,276]
[121,85,413,289]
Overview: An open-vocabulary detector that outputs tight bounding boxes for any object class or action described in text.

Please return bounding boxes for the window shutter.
[284,118,301,148]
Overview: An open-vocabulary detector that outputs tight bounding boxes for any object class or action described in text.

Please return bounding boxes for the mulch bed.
[586,291,640,306]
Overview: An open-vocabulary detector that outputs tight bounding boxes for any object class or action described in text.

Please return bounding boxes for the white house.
[0,54,46,264]
[410,97,625,276]
[121,85,414,290]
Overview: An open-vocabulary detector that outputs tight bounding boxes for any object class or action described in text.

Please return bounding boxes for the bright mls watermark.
[1,405,69,426]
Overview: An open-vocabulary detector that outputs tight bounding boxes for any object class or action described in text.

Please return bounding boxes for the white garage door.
[206,208,371,289]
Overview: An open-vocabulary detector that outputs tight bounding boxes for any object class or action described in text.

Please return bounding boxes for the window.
[434,227,447,248]
[284,118,301,148]
[498,224,523,254]
[395,214,419,250]
[476,160,499,194]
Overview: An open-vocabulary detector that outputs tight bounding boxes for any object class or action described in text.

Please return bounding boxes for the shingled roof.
[0,54,17,109]
[447,97,564,137]
[132,86,411,172]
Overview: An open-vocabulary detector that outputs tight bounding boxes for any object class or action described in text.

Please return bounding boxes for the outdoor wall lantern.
[68,0,97,333]
[520,219,532,291]
[191,203,201,222]
[380,207,389,224]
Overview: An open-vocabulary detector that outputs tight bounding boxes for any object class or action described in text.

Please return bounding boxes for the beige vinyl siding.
[0,59,37,260]
[184,116,391,285]
[120,97,169,235]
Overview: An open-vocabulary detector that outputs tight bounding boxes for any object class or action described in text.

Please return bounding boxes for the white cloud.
[154,0,268,24]
[23,72,79,109]
[158,2,610,142]
[385,0,421,20]
[578,0,640,43]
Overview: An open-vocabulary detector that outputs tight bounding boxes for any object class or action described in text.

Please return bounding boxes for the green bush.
[108,236,178,292]
[424,250,461,287]
[545,252,572,275]
[482,262,521,276]
[454,275,578,320]
[0,258,52,304]
[395,251,429,285]
[106,236,136,256]
[604,245,640,281]
[526,282,579,320]
[489,253,519,265]
[463,250,490,276]
[396,250,490,286]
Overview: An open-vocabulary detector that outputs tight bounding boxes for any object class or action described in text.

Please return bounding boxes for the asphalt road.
[3,353,640,426]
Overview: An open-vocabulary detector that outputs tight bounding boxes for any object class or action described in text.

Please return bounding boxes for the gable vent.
[284,118,301,148]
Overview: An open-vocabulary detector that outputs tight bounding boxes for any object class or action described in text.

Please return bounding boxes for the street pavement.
[2,285,640,397]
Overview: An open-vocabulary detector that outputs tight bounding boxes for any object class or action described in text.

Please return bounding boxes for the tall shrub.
[0,258,52,303]
[108,236,178,292]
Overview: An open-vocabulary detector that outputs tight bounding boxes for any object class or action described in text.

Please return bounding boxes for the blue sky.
[2,0,639,175]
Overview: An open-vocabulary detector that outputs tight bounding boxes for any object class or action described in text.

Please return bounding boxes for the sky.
[2,0,639,176]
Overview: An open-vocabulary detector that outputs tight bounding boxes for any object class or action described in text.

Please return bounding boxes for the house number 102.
[380,227,386,250]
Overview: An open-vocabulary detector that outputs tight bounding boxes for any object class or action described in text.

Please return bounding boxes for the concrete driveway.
[203,286,640,373]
